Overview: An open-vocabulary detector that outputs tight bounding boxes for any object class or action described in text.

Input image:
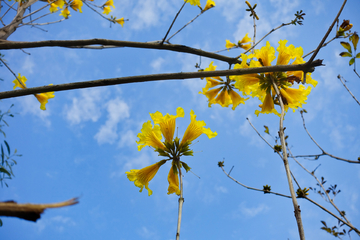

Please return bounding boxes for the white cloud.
[94,98,130,144]
[36,215,76,233]
[215,185,228,193]
[118,129,137,148]
[151,57,165,72]
[22,56,35,74]
[239,202,269,217]
[64,88,108,125]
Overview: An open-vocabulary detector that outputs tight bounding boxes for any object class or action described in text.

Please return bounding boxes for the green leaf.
[0,219,2,227]
[1,145,4,164]
[4,140,10,155]
[181,162,191,172]
[339,52,352,57]
[349,57,355,66]
[356,52,360,59]
[0,167,11,177]
[340,42,352,53]
[350,32,359,51]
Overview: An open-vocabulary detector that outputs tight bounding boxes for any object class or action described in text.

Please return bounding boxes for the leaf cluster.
[321,220,352,239]
[309,176,341,202]
[0,105,22,188]
[339,32,360,66]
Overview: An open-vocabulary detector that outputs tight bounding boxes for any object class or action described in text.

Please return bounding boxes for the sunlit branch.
[161,1,187,45]
[337,75,360,106]
[21,18,66,27]
[0,61,323,100]
[307,0,347,64]
[0,198,79,222]
[298,111,360,164]
[271,76,305,240]
[220,165,291,198]
[176,160,184,240]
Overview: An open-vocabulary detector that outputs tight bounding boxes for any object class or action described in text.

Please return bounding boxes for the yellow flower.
[12,73,27,89]
[199,62,248,109]
[35,85,55,111]
[102,6,111,15]
[104,0,115,8]
[225,40,237,50]
[115,17,125,27]
[202,0,215,12]
[60,7,71,18]
[233,40,317,116]
[225,33,252,51]
[238,33,252,50]
[167,164,180,195]
[71,0,83,13]
[128,107,216,196]
[126,161,166,196]
[180,109,217,146]
[185,0,201,7]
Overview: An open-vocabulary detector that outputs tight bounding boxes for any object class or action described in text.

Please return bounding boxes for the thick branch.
[0,39,241,65]
[0,0,39,40]
[0,60,323,100]
[0,198,79,222]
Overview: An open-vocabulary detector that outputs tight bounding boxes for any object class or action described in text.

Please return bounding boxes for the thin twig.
[0,61,323,100]
[0,57,26,88]
[299,111,359,164]
[220,165,291,198]
[337,75,360,106]
[167,10,203,43]
[303,36,338,59]
[246,117,283,159]
[241,22,292,56]
[161,1,187,45]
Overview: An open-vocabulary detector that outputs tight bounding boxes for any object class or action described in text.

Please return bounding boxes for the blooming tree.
[0,0,359,239]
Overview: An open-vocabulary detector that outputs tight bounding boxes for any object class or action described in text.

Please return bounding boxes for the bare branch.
[161,1,187,44]
[220,165,291,198]
[299,111,360,164]
[0,198,79,222]
[337,75,360,106]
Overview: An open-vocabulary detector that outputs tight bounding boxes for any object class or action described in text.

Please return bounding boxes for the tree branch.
[0,61,323,100]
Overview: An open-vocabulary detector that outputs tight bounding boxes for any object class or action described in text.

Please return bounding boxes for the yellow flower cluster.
[45,0,123,25]
[200,40,317,116]
[185,0,216,12]
[13,74,55,111]
[126,107,217,196]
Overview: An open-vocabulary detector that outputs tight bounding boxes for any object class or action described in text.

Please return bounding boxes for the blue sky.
[1,0,360,239]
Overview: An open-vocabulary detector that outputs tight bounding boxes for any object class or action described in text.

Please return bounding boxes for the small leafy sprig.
[291,10,305,25]
[340,32,359,66]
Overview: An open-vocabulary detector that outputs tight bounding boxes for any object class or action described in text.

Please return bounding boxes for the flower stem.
[176,160,184,240]
[270,77,305,240]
